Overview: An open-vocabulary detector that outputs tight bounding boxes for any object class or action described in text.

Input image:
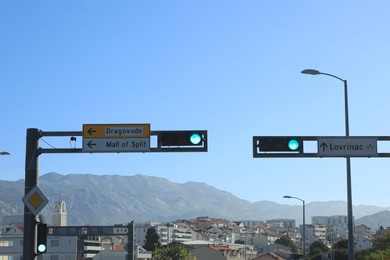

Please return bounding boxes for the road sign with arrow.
[82,124,151,153]
[317,137,377,157]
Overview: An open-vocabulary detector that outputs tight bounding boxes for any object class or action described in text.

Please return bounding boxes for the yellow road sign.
[82,124,151,153]
[22,186,49,216]
[83,124,150,138]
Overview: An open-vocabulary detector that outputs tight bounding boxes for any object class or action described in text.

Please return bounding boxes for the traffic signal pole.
[23,128,40,260]
[22,127,207,259]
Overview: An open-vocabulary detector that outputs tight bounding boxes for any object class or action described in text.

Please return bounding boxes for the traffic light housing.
[258,137,303,153]
[159,131,203,146]
[36,223,47,255]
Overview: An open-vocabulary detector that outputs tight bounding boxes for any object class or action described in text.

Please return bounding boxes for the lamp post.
[283,195,305,259]
[301,69,354,260]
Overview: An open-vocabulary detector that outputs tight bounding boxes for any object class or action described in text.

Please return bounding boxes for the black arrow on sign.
[319,142,328,152]
[87,140,96,149]
[87,128,97,136]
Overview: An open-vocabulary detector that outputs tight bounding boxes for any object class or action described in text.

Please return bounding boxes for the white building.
[0,232,78,259]
[354,235,373,251]
[312,215,351,240]
[312,215,350,229]
[304,224,328,248]
[135,222,200,247]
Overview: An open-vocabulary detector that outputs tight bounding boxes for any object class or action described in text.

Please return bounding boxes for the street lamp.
[283,195,305,259]
[0,152,10,155]
[301,69,354,260]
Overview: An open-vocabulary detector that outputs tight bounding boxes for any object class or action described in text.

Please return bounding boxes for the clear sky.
[2,1,390,208]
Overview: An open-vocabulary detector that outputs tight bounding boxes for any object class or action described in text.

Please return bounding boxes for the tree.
[308,240,329,260]
[153,242,193,260]
[274,235,299,253]
[144,227,161,252]
[334,239,348,250]
[332,239,348,259]
[372,232,390,251]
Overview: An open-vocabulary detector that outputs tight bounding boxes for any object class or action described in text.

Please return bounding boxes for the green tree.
[332,239,349,259]
[333,239,348,250]
[274,235,299,253]
[308,240,329,260]
[144,227,161,252]
[372,232,390,251]
[153,242,193,260]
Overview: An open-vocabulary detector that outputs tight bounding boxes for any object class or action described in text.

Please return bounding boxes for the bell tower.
[52,201,67,226]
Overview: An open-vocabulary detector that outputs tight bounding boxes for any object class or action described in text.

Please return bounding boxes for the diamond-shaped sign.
[22,186,48,216]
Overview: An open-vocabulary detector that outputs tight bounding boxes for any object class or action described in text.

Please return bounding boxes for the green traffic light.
[190,133,202,145]
[37,244,47,253]
[288,139,300,151]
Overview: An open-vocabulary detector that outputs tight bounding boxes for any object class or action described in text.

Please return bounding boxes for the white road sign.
[318,137,377,157]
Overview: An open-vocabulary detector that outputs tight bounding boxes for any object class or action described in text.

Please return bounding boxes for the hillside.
[0,173,389,228]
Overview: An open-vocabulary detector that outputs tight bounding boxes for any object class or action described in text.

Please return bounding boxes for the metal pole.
[302,71,354,259]
[302,199,306,260]
[283,196,305,259]
[344,79,354,260]
[23,128,41,260]
[244,232,247,260]
[127,221,134,260]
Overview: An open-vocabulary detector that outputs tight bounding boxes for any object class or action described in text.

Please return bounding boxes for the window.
[50,240,59,247]
[0,240,14,247]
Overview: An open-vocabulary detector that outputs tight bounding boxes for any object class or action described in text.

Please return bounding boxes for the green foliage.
[333,249,348,260]
[333,239,348,250]
[274,235,299,253]
[308,240,329,260]
[153,242,193,260]
[358,250,390,260]
[372,232,390,251]
[144,227,161,252]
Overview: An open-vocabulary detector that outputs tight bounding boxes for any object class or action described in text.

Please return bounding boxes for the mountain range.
[1,172,389,232]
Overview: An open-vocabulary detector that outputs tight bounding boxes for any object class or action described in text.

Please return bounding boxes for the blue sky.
[2,1,390,208]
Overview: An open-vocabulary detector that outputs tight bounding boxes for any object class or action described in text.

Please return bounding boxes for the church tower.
[52,201,67,226]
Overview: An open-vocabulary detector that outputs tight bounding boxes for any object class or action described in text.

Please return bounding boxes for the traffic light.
[36,223,47,255]
[159,131,203,146]
[258,137,302,152]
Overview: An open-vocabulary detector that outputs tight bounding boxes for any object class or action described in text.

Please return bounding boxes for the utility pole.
[23,128,41,259]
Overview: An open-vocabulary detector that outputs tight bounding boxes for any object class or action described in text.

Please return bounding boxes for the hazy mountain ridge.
[1,173,389,231]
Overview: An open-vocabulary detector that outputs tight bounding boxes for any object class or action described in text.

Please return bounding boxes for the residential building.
[191,244,251,260]
[312,215,351,230]
[354,235,373,251]
[355,224,372,236]
[254,249,302,260]
[312,215,351,240]
[304,224,328,250]
[0,232,78,259]
[266,219,296,231]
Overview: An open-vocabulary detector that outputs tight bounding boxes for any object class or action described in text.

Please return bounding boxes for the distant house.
[192,244,245,260]
[233,221,245,228]
[254,249,302,260]
[354,235,373,251]
[355,224,371,236]
[259,243,291,254]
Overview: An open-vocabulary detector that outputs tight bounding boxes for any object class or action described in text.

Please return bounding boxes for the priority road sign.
[22,186,49,216]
